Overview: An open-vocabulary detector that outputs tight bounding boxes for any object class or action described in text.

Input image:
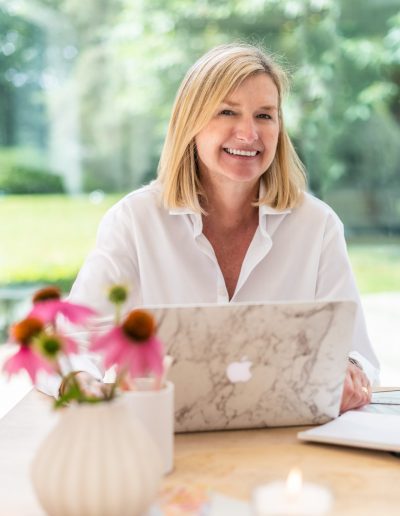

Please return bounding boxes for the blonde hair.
[158,43,306,212]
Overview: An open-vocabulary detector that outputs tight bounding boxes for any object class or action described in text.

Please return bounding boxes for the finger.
[361,382,372,403]
[341,366,370,412]
[357,369,371,400]
[352,374,371,407]
[340,369,356,413]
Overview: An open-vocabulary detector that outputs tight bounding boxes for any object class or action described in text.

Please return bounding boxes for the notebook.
[148,300,357,432]
[298,408,400,453]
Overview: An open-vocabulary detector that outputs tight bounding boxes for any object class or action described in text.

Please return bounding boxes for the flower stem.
[107,365,127,399]
[59,354,84,401]
[115,303,122,326]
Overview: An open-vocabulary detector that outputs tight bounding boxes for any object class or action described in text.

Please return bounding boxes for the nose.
[234,116,259,143]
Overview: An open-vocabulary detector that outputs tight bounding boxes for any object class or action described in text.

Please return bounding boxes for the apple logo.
[226,357,253,383]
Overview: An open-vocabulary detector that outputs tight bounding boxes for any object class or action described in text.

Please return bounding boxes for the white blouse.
[67,181,379,385]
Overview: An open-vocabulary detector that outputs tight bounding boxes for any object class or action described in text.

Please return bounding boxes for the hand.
[340,363,371,413]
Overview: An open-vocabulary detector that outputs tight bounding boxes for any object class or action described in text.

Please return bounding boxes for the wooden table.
[1,390,400,515]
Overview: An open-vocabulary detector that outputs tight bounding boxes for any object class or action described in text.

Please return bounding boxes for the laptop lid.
[149,300,356,432]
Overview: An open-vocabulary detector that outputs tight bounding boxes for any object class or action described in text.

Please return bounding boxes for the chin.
[223,170,263,184]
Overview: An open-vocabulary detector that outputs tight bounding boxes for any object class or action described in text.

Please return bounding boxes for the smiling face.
[195,73,280,190]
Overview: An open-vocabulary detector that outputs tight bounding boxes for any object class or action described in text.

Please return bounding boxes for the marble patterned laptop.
[149,300,357,433]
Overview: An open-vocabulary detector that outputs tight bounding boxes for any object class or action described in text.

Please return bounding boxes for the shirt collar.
[168,206,203,237]
[168,206,198,216]
[167,181,292,237]
[258,181,292,216]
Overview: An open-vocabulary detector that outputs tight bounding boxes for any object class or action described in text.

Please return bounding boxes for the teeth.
[226,148,257,156]
[225,148,258,157]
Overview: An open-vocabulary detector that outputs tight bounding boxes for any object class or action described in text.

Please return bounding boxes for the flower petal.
[3,347,54,383]
[90,327,130,369]
[90,327,124,352]
[124,346,148,377]
[142,337,164,376]
[29,300,59,323]
[123,336,164,378]
[29,300,96,324]
[103,345,127,370]
[62,335,79,355]
[58,302,97,324]
[89,326,164,380]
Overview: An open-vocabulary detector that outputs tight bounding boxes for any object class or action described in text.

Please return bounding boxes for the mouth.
[223,147,260,157]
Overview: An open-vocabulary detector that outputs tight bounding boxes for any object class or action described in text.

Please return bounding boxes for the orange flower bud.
[122,309,155,342]
[32,286,61,304]
[11,317,44,346]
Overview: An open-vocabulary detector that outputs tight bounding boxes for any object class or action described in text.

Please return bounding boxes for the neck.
[201,177,259,230]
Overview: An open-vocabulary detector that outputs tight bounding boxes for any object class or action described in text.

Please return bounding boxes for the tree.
[0,5,47,147]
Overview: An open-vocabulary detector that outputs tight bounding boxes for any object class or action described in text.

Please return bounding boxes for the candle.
[252,467,333,515]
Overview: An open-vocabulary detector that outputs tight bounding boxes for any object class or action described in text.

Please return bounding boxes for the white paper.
[298,410,400,452]
[358,402,400,415]
[371,390,400,405]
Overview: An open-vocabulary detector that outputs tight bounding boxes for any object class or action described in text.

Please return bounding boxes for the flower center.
[11,317,44,346]
[38,335,63,358]
[122,309,155,342]
[33,286,61,303]
[108,285,128,305]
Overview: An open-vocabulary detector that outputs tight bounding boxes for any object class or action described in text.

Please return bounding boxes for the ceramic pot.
[123,380,174,474]
[31,400,163,516]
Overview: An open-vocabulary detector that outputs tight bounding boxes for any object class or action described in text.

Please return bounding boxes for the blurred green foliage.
[0,166,64,194]
[0,147,65,193]
[0,0,399,205]
[0,4,47,148]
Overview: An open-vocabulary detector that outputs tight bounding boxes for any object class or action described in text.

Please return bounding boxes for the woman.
[67,43,379,412]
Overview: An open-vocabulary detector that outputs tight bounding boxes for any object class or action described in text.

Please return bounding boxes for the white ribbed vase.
[31,400,163,516]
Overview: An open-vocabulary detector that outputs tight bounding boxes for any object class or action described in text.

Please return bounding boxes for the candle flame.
[286,467,303,498]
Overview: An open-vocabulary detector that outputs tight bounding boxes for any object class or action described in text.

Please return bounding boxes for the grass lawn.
[1,194,399,294]
[0,194,121,292]
[347,237,400,294]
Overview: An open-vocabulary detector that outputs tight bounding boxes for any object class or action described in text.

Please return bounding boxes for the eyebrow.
[221,100,278,111]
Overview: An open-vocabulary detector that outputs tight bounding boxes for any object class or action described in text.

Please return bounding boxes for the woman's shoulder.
[119,180,161,205]
[299,191,341,216]
[107,181,163,217]
[294,191,343,229]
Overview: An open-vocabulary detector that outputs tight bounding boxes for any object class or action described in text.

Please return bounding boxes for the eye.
[257,113,272,120]
[219,109,235,116]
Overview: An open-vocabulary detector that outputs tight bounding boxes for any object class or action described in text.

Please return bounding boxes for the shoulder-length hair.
[157,43,306,212]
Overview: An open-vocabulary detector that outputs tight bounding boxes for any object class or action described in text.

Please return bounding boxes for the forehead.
[223,73,279,107]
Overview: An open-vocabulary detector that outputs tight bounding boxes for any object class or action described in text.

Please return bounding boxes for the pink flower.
[62,335,79,354]
[4,316,76,383]
[30,300,95,325]
[29,286,96,324]
[3,347,55,383]
[35,333,79,360]
[9,317,44,345]
[90,309,164,379]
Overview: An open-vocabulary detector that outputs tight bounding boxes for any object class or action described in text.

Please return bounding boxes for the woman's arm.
[316,211,379,411]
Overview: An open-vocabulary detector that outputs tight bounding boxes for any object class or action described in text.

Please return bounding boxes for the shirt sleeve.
[315,212,380,385]
[44,202,141,392]
[68,202,141,316]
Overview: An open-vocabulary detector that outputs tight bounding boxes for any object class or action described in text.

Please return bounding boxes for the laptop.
[148,300,357,433]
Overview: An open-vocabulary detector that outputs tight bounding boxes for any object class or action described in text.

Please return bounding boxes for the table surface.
[1,390,400,516]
